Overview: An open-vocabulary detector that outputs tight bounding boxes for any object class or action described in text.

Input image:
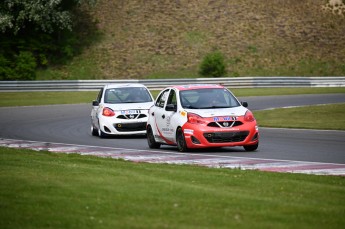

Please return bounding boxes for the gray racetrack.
[0,94,344,164]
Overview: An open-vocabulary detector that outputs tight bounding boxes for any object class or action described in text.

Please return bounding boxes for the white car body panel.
[185,106,247,118]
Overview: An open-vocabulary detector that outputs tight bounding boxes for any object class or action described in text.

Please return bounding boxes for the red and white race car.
[146,84,259,152]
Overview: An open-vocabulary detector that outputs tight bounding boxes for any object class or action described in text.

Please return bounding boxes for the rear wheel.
[176,128,188,152]
[147,126,161,149]
[243,142,259,152]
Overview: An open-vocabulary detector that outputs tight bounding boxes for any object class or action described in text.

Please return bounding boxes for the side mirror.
[92,100,99,106]
[165,104,177,112]
[241,101,248,107]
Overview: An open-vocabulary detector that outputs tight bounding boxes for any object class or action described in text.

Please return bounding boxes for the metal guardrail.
[0,77,344,91]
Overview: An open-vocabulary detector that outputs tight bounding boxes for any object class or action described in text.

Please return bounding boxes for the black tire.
[98,126,108,138]
[147,125,161,149]
[243,142,259,152]
[176,128,188,152]
[91,125,98,136]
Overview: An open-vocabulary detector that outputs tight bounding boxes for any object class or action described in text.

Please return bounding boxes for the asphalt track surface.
[0,93,344,165]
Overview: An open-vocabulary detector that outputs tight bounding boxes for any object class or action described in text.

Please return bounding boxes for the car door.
[91,88,103,129]
[154,89,179,142]
[151,89,172,142]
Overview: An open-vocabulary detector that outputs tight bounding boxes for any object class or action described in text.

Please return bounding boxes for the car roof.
[171,84,225,91]
[104,83,148,89]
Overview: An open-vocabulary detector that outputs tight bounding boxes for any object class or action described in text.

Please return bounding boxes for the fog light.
[251,133,258,141]
[104,126,111,133]
[191,136,201,144]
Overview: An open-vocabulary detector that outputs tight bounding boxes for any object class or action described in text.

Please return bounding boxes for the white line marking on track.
[1,138,344,176]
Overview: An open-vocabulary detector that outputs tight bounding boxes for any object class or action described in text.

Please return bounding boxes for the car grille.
[117,114,147,120]
[203,131,249,143]
[114,122,147,132]
[207,121,243,128]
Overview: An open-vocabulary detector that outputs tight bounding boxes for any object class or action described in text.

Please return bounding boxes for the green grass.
[56,0,345,79]
[0,91,98,107]
[1,87,344,107]
[254,103,345,130]
[1,147,345,229]
[146,70,199,79]
[36,58,100,80]
[230,87,345,97]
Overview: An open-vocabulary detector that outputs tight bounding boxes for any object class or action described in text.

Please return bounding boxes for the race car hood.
[185,106,248,117]
[104,102,154,111]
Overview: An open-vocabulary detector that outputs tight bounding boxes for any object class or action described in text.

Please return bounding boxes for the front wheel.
[91,125,98,136]
[98,123,108,138]
[147,126,161,149]
[243,142,259,152]
[176,128,188,152]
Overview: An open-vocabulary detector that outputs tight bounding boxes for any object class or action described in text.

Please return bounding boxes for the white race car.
[146,84,259,152]
[91,83,154,137]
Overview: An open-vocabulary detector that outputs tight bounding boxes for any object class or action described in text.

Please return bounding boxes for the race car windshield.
[104,87,153,104]
[180,88,241,109]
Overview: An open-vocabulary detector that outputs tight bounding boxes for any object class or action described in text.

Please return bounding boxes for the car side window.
[155,89,169,108]
[167,90,177,106]
[97,88,103,103]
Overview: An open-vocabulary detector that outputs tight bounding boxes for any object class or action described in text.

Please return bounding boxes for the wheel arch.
[174,125,183,142]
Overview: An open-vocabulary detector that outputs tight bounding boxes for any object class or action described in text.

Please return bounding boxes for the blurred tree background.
[0,0,98,80]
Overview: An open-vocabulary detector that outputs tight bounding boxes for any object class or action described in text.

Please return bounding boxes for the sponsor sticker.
[184,129,194,134]
[214,116,237,121]
[121,110,141,114]
[224,116,237,121]
[166,116,171,126]
[162,128,174,133]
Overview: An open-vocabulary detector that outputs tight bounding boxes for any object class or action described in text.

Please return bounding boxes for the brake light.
[244,110,255,122]
[102,107,115,117]
[187,113,205,124]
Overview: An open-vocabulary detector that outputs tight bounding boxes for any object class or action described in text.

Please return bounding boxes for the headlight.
[187,113,206,124]
[102,107,115,117]
[244,110,255,122]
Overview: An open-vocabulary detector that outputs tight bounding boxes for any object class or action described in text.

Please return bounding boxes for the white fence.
[0,77,344,92]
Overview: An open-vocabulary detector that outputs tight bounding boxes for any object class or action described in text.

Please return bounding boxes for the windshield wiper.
[183,105,202,109]
[199,106,231,109]
[125,101,151,103]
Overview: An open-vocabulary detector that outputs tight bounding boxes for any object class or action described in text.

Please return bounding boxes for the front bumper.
[182,122,259,148]
[99,116,147,135]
